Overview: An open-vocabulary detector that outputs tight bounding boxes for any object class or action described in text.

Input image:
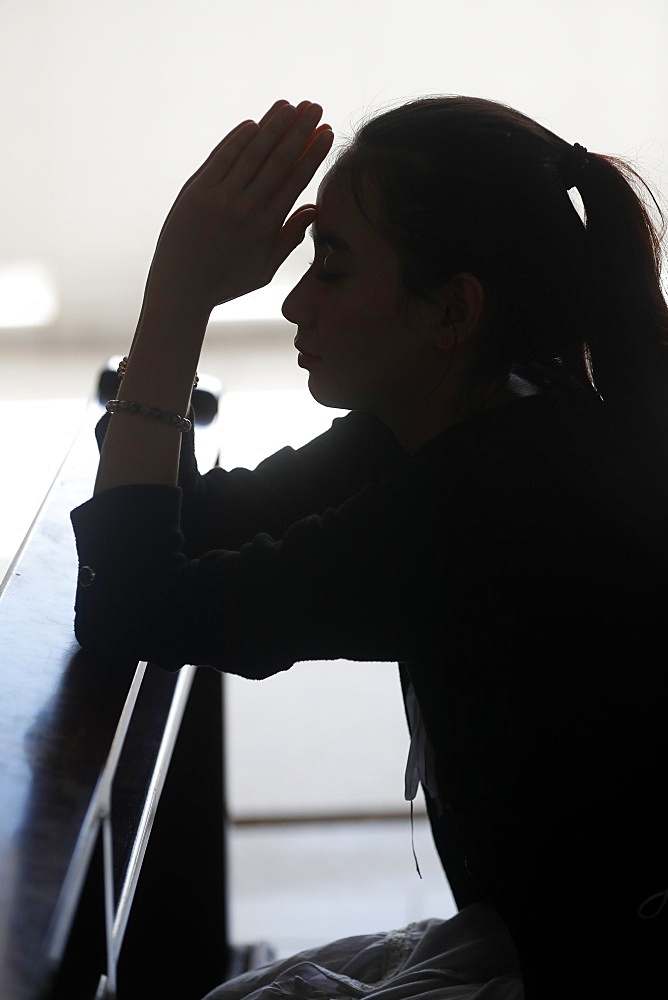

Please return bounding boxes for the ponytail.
[576,154,668,422]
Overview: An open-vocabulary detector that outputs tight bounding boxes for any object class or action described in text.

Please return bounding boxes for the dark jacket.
[71,385,668,994]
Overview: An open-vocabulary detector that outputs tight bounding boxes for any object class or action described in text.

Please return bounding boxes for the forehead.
[314,169,389,255]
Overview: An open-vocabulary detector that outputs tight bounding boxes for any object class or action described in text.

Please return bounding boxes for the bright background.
[1,0,666,343]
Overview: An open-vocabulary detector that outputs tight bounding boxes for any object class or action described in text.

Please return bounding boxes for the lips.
[294,337,322,368]
[294,336,320,356]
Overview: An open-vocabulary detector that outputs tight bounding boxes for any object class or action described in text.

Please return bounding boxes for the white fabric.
[202,904,524,1000]
[403,681,441,808]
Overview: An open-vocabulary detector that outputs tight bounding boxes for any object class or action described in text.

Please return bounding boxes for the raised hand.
[146,100,334,315]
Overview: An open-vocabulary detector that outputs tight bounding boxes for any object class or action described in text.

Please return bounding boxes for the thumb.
[272,204,317,267]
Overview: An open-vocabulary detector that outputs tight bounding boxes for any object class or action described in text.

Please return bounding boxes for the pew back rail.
[0,381,246,1000]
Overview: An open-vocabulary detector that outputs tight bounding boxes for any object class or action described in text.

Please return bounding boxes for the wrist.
[118,298,207,417]
[139,278,213,333]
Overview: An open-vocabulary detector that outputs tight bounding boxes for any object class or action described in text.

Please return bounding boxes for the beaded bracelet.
[116,356,199,389]
[105,398,193,433]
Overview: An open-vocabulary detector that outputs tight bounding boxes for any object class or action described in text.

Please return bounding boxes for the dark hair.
[334,96,668,423]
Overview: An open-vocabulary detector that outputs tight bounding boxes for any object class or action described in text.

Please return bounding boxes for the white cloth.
[202,904,524,1000]
[403,681,442,809]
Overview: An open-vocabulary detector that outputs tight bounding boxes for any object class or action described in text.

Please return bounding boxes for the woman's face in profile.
[282,169,443,421]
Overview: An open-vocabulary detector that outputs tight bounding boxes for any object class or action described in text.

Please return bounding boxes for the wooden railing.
[0,373,258,999]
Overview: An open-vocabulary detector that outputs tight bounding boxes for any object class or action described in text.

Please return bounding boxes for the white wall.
[1,0,667,341]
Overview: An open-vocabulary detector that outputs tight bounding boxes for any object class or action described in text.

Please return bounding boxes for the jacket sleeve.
[94,408,404,554]
[71,419,515,680]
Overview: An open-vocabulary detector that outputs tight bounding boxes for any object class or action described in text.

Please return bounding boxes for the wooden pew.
[0,374,260,999]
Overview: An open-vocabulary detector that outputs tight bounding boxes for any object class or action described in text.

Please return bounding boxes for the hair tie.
[562,142,589,191]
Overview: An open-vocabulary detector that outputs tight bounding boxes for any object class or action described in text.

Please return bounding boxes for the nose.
[282,269,313,327]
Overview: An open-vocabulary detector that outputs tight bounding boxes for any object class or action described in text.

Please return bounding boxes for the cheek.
[304,319,388,409]
[335,290,405,355]
[312,323,423,410]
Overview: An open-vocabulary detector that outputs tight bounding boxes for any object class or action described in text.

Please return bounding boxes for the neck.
[381,372,540,454]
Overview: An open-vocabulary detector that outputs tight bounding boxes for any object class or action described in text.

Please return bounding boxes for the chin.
[307,375,364,411]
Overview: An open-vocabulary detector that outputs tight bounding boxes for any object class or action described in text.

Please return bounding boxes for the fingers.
[257,99,293,128]
[188,101,330,211]
[194,119,260,186]
[226,103,308,187]
[227,102,328,200]
[200,102,301,190]
[249,103,327,196]
[270,124,334,215]
[155,119,260,247]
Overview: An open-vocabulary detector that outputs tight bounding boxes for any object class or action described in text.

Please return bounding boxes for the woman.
[71,98,668,997]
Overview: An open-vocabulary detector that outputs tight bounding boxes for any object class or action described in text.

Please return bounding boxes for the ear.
[431,272,485,352]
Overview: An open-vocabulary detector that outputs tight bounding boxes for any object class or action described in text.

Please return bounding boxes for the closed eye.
[308,258,342,283]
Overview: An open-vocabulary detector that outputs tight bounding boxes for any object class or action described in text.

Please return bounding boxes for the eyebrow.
[310,225,351,253]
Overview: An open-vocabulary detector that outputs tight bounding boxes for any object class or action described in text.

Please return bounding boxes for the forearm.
[94,293,209,494]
